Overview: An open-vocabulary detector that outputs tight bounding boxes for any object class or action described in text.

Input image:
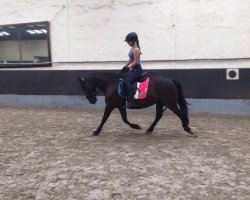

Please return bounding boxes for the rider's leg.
[124,72,137,108]
[124,66,143,108]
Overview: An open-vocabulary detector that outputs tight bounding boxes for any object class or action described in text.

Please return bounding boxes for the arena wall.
[0,0,249,98]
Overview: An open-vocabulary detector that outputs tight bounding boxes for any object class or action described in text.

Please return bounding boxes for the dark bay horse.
[78,72,195,136]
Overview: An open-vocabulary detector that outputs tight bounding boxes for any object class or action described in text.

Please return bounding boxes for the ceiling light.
[40,29,47,33]
[26,30,36,34]
[33,30,43,34]
[2,31,10,35]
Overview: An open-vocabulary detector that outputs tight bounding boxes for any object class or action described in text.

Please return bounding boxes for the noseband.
[86,89,96,100]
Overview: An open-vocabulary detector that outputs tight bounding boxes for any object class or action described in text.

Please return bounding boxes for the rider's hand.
[122,66,129,73]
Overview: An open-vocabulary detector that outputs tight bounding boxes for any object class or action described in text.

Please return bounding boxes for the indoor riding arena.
[0,105,249,200]
[1,0,250,200]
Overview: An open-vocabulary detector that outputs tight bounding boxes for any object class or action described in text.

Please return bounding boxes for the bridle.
[85,87,97,100]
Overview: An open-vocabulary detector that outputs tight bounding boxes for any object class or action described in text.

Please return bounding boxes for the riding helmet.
[125,32,138,42]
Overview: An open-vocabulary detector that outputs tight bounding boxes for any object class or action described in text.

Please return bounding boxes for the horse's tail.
[172,80,189,124]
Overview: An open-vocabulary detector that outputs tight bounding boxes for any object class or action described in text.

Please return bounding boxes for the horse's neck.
[93,75,115,94]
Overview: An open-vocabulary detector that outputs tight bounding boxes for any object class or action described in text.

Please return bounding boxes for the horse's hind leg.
[118,106,141,130]
[146,103,164,134]
[168,104,194,135]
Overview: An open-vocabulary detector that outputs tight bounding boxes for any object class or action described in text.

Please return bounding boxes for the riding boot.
[125,82,136,108]
[127,87,137,108]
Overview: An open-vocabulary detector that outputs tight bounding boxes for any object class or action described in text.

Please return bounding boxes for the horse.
[78,72,195,136]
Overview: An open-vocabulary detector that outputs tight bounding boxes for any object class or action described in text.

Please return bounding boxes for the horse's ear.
[78,77,85,82]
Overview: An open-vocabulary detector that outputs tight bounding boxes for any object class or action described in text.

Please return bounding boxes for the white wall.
[0,0,249,70]
[175,0,250,59]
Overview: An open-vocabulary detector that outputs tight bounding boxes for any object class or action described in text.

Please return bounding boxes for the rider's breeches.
[124,64,142,98]
[124,64,142,85]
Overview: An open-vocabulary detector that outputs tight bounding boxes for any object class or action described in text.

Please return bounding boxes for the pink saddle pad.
[134,78,149,99]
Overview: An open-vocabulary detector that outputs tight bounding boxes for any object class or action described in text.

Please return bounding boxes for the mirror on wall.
[0,21,51,67]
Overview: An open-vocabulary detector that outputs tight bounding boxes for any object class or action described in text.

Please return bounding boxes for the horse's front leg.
[93,105,114,136]
[146,103,164,134]
[118,106,141,130]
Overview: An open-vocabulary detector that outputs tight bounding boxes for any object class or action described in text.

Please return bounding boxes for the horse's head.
[78,77,97,104]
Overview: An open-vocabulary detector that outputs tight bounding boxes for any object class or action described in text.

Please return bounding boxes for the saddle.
[137,72,148,82]
[118,72,149,99]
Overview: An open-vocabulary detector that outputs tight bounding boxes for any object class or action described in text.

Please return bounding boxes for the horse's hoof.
[145,130,152,135]
[132,124,141,129]
[189,129,198,137]
[92,131,99,136]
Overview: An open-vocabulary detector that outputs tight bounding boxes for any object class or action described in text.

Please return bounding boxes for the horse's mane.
[85,71,120,84]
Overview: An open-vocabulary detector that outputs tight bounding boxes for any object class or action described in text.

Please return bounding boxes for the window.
[0,21,51,68]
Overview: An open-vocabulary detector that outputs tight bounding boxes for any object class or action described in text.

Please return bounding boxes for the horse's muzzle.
[89,97,97,104]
